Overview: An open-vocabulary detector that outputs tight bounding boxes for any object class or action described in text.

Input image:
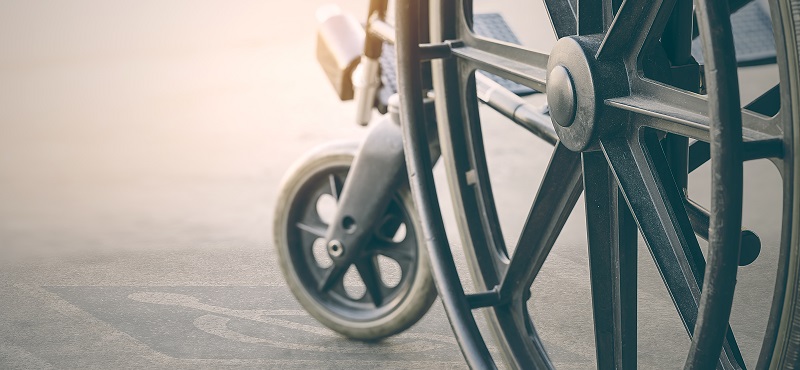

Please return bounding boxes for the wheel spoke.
[582,151,637,369]
[329,174,342,200]
[744,84,780,117]
[375,213,403,242]
[548,0,620,37]
[373,241,415,265]
[543,0,577,38]
[661,0,695,66]
[601,132,744,368]
[689,138,784,173]
[688,140,711,173]
[451,40,549,92]
[498,143,583,299]
[297,222,327,238]
[318,264,348,293]
[577,0,603,35]
[605,78,781,142]
[596,0,675,60]
[355,257,384,307]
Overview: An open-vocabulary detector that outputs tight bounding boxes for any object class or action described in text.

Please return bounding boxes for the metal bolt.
[327,240,344,257]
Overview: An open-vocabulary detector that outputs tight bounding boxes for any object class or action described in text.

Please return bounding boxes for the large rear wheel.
[396,0,800,368]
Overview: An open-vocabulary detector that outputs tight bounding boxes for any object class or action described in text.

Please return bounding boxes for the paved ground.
[0,1,787,369]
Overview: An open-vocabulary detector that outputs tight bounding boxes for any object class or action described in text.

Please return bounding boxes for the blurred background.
[0,1,372,262]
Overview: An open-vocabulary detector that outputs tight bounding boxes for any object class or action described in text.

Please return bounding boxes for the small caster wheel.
[274,141,437,340]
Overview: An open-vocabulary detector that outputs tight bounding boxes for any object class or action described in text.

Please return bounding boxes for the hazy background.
[0,1,374,262]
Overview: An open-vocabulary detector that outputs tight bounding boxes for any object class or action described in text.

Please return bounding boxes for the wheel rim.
[285,164,420,322]
[396,0,795,368]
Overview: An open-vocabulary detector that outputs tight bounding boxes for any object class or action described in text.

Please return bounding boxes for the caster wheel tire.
[274,141,437,341]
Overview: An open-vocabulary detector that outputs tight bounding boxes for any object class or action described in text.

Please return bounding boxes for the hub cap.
[546,36,629,151]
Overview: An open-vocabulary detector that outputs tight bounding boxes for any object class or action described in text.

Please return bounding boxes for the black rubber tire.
[273,141,437,341]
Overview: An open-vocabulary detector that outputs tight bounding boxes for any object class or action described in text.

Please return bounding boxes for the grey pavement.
[0,1,786,369]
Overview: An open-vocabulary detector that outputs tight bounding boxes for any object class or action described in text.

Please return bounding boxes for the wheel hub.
[546,36,629,151]
[548,65,577,127]
[327,239,345,257]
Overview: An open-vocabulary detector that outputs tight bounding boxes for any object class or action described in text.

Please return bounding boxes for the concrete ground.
[0,1,786,369]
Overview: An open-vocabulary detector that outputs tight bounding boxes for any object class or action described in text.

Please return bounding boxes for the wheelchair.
[275,0,800,368]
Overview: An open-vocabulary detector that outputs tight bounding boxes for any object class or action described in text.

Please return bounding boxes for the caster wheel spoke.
[318,264,349,293]
[296,222,327,238]
[355,257,386,307]
[328,173,343,201]
[373,241,416,266]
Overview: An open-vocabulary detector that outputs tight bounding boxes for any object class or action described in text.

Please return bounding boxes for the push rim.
[396,0,797,368]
